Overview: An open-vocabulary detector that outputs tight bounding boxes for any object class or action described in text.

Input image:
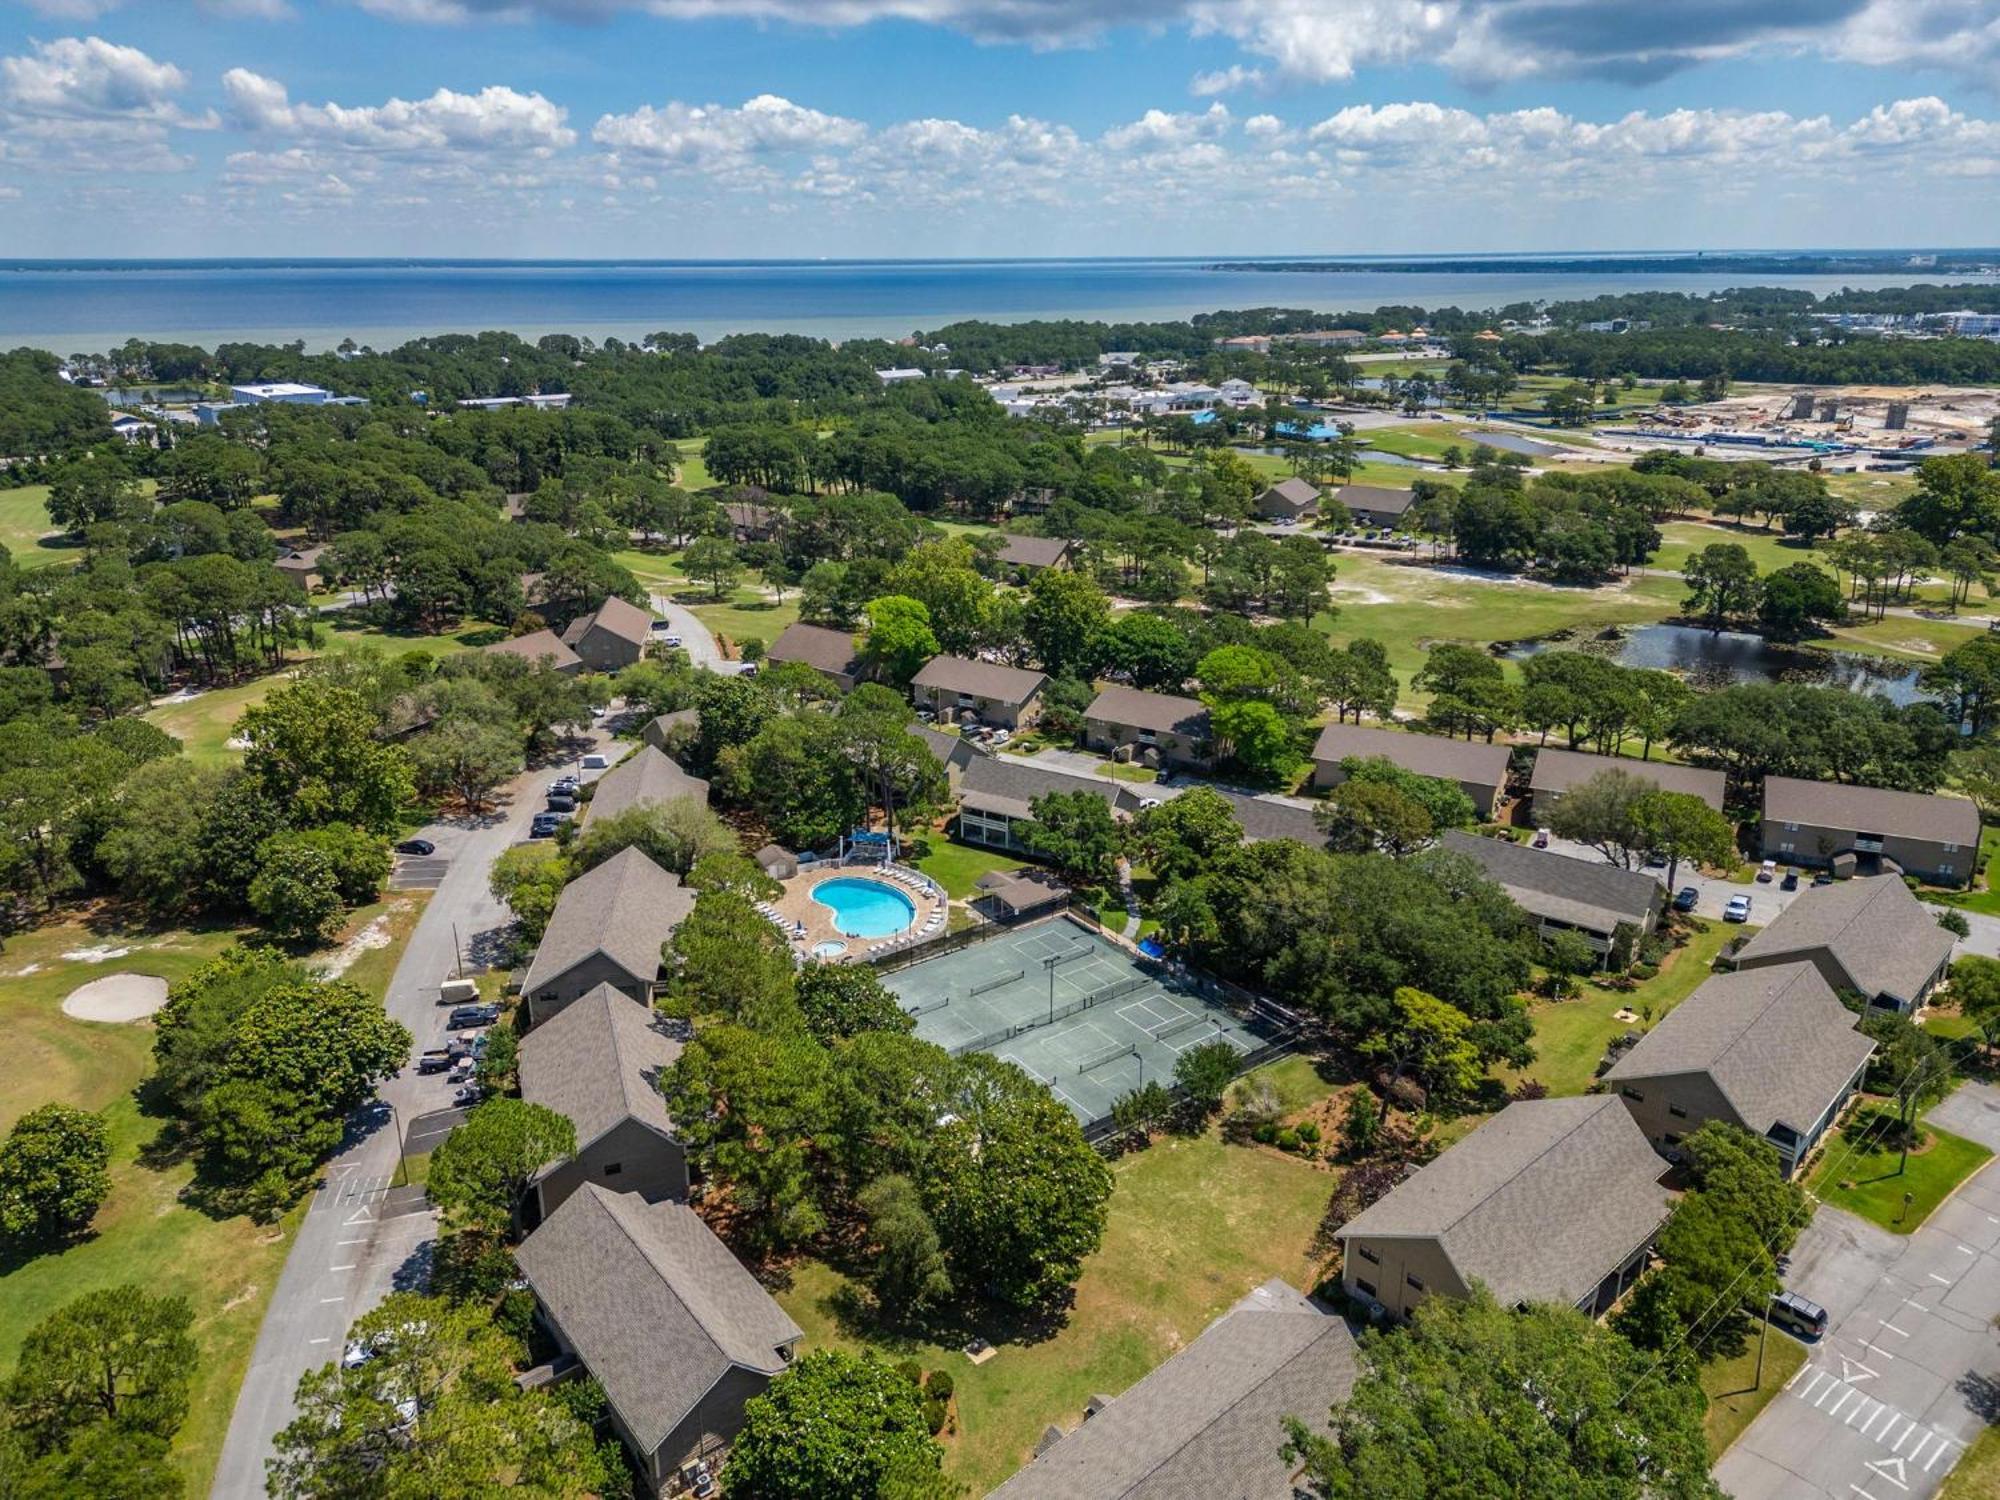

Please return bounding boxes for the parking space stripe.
[1878,1319,1908,1337]
[1829,1389,1856,1419]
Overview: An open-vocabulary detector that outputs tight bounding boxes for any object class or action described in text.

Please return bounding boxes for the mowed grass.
[1941,1423,2000,1498]
[908,835,1025,900]
[0,899,427,1492]
[0,485,76,568]
[1501,922,1735,1098]
[143,675,292,764]
[1700,1329,1808,1458]
[1806,1112,1993,1233]
[775,1100,1336,1494]
[1653,520,1831,577]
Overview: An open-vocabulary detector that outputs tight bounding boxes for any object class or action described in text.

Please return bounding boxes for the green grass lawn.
[1825,612,1990,663]
[142,675,291,764]
[1501,922,1735,1098]
[0,898,427,1492]
[1940,1423,2000,1498]
[0,484,75,568]
[774,1090,1336,1494]
[687,593,800,655]
[907,835,1024,900]
[1806,1109,1994,1233]
[1701,1329,1808,1459]
[316,617,489,659]
[1653,521,1829,577]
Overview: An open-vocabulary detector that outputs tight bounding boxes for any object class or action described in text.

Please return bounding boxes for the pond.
[1503,623,1928,705]
[1460,429,1565,459]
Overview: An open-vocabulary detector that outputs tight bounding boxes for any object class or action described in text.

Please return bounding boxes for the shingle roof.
[483,628,582,672]
[514,1187,802,1454]
[1332,484,1416,517]
[1338,1096,1672,1308]
[1312,723,1511,789]
[643,708,700,741]
[518,982,683,1151]
[1210,790,1323,846]
[998,534,1073,568]
[522,846,693,998]
[586,744,711,824]
[912,654,1049,706]
[1256,477,1321,511]
[986,1280,1357,1500]
[766,621,864,680]
[1763,776,1980,848]
[1605,963,1877,1138]
[960,755,1141,822]
[1085,686,1211,738]
[1529,748,1725,810]
[1731,876,1956,1006]
[915,725,980,771]
[1440,830,1661,936]
[562,594,654,647]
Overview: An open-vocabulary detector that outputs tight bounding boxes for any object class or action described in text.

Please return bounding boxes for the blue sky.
[2,0,1998,257]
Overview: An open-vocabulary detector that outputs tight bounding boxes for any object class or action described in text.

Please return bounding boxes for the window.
[1943,842,1961,854]
[1778,841,1796,854]
[1663,1133,1682,1149]
[1784,821,1799,832]
[1668,1104,1688,1120]
[1939,863,1955,876]
[1621,1087,1645,1103]
[1354,1278,1376,1298]
[1357,1245,1380,1265]
[1405,1274,1425,1293]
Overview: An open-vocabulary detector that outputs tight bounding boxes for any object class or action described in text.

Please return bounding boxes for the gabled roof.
[1440,830,1661,936]
[562,594,654,648]
[998,534,1073,568]
[986,1280,1358,1500]
[766,621,864,680]
[586,744,710,824]
[483,628,582,672]
[1529,747,1725,810]
[522,846,693,998]
[1256,476,1320,509]
[960,755,1141,822]
[518,982,683,1152]
[1312,723,1511,789]
[1332,484,1416,516]
[1763,776,1980,848]
[514,1186,802,1454]
[1732,876,1956,1006]
[914,724,981,771]
[1085,685,1210,738]
[1338,1096,1672,1309]
[1605,963,1877,1138]
[1211,790,1323,846]
[912,654,1049,706]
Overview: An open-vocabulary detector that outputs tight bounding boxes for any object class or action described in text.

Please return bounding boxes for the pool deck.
[768,864,948,963]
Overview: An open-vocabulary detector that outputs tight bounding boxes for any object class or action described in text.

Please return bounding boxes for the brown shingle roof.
[766,621,863,680]
[998,534,1073,569]
[1529,748,1725,810]
[1731,876,1956,1007]
[1332,484,1416,517]
[562,594,654,648]
[483,628,582,673]
[586,744,710,824]
[514,1186,802,1454]
[1763,776,1980,848]
[1440,830,1661,936]
[1338,1096,1672,1309]
[911,654,1048,706]
[522,846,693,999]
[1085,685,1210,738]
[1255,477,1321,513]
[959,755,1142,822]
[1605,963,1876,1137]
[1312,723,1510,789]
[518,982,682,1151]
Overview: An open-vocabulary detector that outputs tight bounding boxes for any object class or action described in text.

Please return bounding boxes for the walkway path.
[646,591,730,672]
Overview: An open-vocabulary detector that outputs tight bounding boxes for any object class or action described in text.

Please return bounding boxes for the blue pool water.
[812,877,916,939]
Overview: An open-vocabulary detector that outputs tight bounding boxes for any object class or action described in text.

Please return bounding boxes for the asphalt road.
[210,732,612,1498]
[647,591,749,675]
[1716,1082,2000,1500]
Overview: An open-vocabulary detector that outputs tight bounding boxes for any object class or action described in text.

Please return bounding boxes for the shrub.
[1630,962,1659,981]
[1252,1121,1279,1144]
[925,1396,949,1435]
[1275,1128,1302,1152]
[495,1287,538,1345]
[1509,1078,1550,1102]
[925,1370,954,1401]
[1297,1121,1321,1144]
[1937,909,1971,938]
[895,1359,924,1389]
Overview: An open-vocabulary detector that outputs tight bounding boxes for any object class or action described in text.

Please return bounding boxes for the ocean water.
[0,257,1983,354]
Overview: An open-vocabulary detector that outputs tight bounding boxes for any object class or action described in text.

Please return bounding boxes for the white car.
[1724,894,1753,923]
[664,634,683,648]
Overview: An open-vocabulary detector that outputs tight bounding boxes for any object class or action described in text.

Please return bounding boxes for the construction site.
[1597,384,2000,469]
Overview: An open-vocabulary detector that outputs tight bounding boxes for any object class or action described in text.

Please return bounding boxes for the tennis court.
[882,916,1278,1128]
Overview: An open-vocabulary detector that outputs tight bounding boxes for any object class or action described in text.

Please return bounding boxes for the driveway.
[1715,1083,2000,1500]
[647,591,745,674]
[211,729,614,1496]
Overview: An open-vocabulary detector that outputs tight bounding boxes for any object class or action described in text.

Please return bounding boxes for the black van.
[1768,1290,1829,1339]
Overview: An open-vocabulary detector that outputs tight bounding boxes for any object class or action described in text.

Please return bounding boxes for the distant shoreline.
[1210,253,2000,276]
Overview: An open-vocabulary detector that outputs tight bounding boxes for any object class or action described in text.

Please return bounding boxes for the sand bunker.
[62,973,169,1023]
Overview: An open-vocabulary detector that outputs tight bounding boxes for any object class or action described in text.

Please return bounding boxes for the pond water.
[1503,623,1928,705]
[1461,429,1565,458]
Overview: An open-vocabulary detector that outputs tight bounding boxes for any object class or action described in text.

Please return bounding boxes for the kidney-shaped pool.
[811,876,917,938]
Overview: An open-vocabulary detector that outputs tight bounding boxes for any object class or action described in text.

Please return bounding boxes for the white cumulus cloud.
[1,34,210,124]
[222,68,575,153]
[591,94,865,168]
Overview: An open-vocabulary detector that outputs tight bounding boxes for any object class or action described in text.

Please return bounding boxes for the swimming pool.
[812,876,917,938]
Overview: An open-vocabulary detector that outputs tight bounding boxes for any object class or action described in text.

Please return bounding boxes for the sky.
[1,0,1998,258]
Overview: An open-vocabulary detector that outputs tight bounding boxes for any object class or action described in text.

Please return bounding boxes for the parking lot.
[1716,1083,2000,1500]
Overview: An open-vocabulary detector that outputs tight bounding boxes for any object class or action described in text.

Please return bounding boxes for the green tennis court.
[882,917,1279,1128]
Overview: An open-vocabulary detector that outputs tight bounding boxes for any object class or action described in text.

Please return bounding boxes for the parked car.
[1533,827,1551,849]
[549,775,578,794]
[739,662,759,677]
[580,753,609,770]
[1781,869,1799,891]
[448,1061,474,1085]
[546,792,577,813]
[991,729,1012,745]
[1724,894,1753,922]
[437,978,479,1007]
[650,618,670,632]
[394,838,435,856]
[529,813,562,838]
[664,634,683,648]
[1673,887,1699,912]
[453,1083,485,1107]
[1767,1289,1829,1340]
[1756,859,1778,882]
[446,1004,499,1029]
[416,1049,453,1074]
[1812,871,1834,887]
[1643,851,1668,869]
